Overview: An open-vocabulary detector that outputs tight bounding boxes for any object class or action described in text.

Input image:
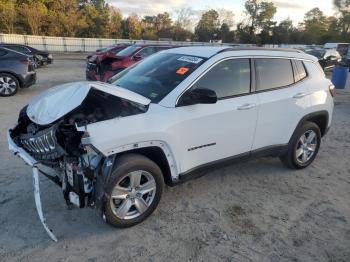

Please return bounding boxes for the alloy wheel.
[0,76,17,96]
[109,170,156,220]
[295,130,317,164]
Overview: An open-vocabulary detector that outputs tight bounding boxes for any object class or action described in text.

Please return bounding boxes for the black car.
[306,49,342,70]
[0,47,36,96]
[0,43,53,68]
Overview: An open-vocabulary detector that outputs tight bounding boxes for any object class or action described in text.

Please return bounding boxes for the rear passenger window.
[294,60,307,82]
[193,58,251,98]
[255,59,294,91]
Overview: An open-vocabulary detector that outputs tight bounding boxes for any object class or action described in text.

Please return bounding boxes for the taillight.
[329,84,335,97]
[20,58,29,65]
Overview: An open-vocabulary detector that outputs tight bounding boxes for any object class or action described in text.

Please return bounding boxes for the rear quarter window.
[294,60,307,82]
[255,58,294,91]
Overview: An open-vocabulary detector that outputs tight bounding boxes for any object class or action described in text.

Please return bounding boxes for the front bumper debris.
[7,131,58,242]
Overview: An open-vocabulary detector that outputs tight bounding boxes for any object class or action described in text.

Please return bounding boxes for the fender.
[105,140,179,182]
[291,110,329,142]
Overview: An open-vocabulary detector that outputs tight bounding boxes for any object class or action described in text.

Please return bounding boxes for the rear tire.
[104,154,164,228]
[280,121,321,169]
[0,73,19,97]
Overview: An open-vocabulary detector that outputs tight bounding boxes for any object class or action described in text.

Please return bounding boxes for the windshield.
[110,53,206,103]
[306,50,325,59]
[116,45,141,56]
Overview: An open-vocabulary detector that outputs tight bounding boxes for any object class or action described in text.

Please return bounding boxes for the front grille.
[19,124,65,160]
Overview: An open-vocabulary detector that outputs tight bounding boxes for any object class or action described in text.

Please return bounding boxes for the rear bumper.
[22,71,36,88]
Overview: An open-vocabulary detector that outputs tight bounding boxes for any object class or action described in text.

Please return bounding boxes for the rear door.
[252,58,310,150]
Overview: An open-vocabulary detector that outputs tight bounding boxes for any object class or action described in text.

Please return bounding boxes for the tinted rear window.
[255,59,294,91]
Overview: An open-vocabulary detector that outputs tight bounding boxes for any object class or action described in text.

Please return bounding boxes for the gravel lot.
[0,54,349,262]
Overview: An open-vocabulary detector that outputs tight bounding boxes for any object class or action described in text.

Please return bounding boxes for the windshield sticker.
[176,67,190,75]
[177,56,203,64]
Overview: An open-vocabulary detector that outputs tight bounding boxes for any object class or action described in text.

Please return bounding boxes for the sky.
[107,0,335,25]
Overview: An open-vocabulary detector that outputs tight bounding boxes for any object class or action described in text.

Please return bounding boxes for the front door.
[169,58,259,173]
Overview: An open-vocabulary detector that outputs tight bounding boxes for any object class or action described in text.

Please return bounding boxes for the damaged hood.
[27,81,151,125]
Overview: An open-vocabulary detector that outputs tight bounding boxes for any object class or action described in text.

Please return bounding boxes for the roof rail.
[217,47,305,54]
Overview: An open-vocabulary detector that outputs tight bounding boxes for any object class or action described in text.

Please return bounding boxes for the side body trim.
[168,144,288,186]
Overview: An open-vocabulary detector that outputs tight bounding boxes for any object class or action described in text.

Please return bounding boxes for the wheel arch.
[293,111,329,139]
[0,71,23,87]
[105,141,179,185]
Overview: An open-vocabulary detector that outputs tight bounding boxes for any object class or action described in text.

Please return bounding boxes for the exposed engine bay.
[12,88,146,163]
[8,87,148,240]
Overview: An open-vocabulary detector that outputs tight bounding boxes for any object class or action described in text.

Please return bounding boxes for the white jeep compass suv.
[8,46,334,240]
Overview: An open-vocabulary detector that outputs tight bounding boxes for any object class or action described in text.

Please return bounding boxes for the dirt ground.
[0,54,349,262]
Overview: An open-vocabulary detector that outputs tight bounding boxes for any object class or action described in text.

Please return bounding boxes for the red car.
[86,44,176,82]
[86,44,130,81]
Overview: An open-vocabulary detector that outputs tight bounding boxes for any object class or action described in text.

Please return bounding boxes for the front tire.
[0,73,19,97]
[104,154,164,228]
[280,121,321,169]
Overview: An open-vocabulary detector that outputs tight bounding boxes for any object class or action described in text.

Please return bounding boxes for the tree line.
[0,0,350,44]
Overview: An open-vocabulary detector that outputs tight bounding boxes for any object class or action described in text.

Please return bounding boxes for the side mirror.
[133,54,142,61]
[178,88,217,106]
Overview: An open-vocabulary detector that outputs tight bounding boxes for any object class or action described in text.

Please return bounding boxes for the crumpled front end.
[8,82,150,241]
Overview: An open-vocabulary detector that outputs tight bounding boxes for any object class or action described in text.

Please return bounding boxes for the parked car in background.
[0,47,36,96]
[8,47,333,240]
[86,44,177,82]
[305,49,341,70]
[86,44,130,81]
[324,42,350,57]
[0,43,53,68]
[86,44,131,61]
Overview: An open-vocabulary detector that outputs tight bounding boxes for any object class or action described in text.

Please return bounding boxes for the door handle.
[293,93,309,99]
[237,103,256,110]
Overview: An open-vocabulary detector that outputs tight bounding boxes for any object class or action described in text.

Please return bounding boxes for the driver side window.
[192,58,251,99]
